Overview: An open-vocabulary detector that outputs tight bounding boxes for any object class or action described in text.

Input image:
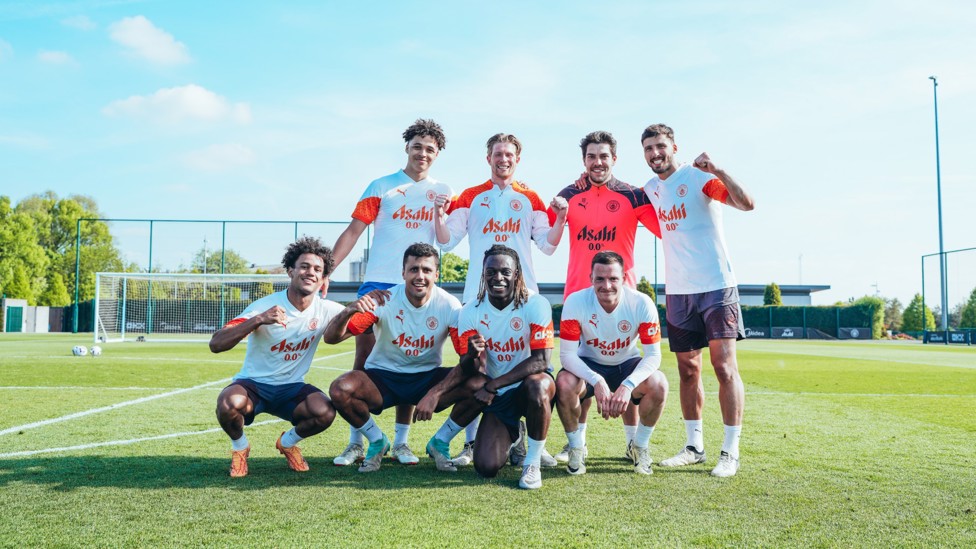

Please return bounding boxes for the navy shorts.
[228,379,323,426]
[484,371,555,441]
[364,367,452,413]
[580,356,643,405]
[666,287,745,353]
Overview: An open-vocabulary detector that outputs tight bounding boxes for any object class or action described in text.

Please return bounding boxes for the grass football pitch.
[1,334,974,547]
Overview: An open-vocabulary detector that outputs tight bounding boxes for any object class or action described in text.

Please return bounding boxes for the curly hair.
[640,123,675,144]
[281,236,335,276]
[403,118,446,150]
[580,130,617,158]
[476,244,529,308]
[486,133,522,156]
[403,242,440,268]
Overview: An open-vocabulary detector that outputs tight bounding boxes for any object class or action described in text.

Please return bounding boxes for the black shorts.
[580,356,643,405]
[484,371,555,440]
[364,367,452,414]
[666,287,745,353]
[228,379,323,426]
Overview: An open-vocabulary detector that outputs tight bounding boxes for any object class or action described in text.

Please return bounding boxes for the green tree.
[763,282,783,306]
[191,247,251,274]
[959,287,976,328]
[15,191,124,302]
[5,264,34,302]
[901,293,936,332]
[884,297,903,331]
[38,272,71,306]
[0,196,50,302]
[636,276,657,302]
[440,252,468,283]
[852,295,885,339]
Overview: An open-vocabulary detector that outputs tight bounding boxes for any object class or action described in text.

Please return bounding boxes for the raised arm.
[209,305,284,353]
[694,152,755,212]
[331,219,368,270]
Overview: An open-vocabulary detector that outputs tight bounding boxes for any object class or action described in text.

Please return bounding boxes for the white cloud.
[183,143,256,172]
[62,15,96,31]
[37,50,74,65]
[102,84,252,125]
[108,16,190,65]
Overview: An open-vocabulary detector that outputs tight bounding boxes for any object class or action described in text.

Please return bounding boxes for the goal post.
[94,272,290,343]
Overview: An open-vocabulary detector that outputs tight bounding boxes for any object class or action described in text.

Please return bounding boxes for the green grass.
[1,334,974,547]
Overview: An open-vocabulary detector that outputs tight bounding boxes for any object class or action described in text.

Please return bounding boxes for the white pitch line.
[0,419,283,458]
[0,378,231,437]
[745,390,974,398]
[0,386,172,391]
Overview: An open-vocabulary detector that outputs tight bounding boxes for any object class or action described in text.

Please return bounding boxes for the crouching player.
[555,251,668,475]
[446,245,556,489]
[211,237,344,478]
[325,243,484,473]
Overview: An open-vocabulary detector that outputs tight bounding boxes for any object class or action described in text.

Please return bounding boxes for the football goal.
[94,272,290,343]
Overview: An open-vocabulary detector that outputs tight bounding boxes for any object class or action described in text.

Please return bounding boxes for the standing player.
[330,119,452,467]
[433,132,566,464]
[211,237,344,478]
[552,130,662,462]
[449,245,556,490]
[641,123,755,477]
[324,243,484,473]
[555,251,668,476]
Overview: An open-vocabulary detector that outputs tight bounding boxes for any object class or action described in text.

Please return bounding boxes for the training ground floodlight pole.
[929,76,948,334]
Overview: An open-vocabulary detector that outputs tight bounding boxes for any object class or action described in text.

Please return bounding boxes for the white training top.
[226,291,344,385]
[351,170,454,284]
[457,292,554,395]
[559,286,661,364]
[440,181,556,303]
[347,284,462,374]
[644,163,737,295]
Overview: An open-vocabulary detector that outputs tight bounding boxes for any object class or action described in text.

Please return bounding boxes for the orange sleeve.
[222,317,247,329]
[529,321,555,350]
[702,179,729,204]
[559,319,582,342]
[638,321,661,345]
[454,182,493,210]
[351,197,381,224]
[347,312,378,336]
[449,327,463,356]
[444,195,460,215]
[457,328,479,354]
[635,204,662,239]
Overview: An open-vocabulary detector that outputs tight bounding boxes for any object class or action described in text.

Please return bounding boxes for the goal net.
[94,272,290,343]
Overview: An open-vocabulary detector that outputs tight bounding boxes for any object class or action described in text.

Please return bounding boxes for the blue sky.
[1,0,974,308]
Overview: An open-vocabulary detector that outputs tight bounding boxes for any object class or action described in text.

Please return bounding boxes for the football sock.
[578,422,588,446]
[525,436,546,467]
[231,434,249,451]
[721,424,741,459]
[393,423,410,447]
[624,424,637,445]
[685,419,704,452]
[358,417,384,444]
[349,425,364,446]
[566,427,583,449]
[434,418,464,444]
[280,428,302,449]
[635,422,655,449]
[465,415,480,443]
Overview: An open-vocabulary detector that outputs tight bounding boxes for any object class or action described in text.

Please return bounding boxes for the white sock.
[280,427,303,449]
[231,433,249,451]
[394,423,410,447]
[635,422,655,449]
[525,436,546,467]
[685,419,704,452]
[578,422,588,446]
[465,415,481,443]
[435,418,464,444]
[566,428,583,449]
[624,424,637,445]
[349,425,364,446]
[721,424,741,459]
[357,417,384,444]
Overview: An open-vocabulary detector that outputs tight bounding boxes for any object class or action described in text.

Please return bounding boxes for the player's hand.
[693,152,718,173]
[573,172,588,190]
[414,392,438,422]
[607,385,633,419]
[348,290,390,314]
[593,378,612,419]
[466,334,486,359]
[257,305,287,326]
[434,193,451,217]
[474,385,495,405]
[549,196,568,220]
[364,289,391,306]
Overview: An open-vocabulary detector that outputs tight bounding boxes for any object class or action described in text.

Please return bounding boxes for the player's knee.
[555,374,578,402]
[474,460,500,479]
[328,378,355,407]
[525,376,553,403]
[464,373,489,395]
[712,363,739,385]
